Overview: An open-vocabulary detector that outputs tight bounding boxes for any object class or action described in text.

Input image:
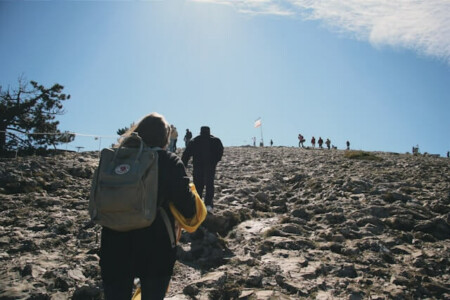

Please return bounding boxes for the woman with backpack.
[97,113,201,300]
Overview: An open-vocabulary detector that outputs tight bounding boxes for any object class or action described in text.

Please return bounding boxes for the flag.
[254,118,261,128]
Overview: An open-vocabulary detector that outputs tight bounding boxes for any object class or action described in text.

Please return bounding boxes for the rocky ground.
[0,146,449,300]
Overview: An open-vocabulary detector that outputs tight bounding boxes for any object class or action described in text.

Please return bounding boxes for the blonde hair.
[120,113,171,148]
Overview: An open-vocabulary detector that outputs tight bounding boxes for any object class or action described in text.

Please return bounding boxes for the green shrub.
[344,150,382,161]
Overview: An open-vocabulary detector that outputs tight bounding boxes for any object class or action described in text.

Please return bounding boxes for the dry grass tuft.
[344,150,382,161]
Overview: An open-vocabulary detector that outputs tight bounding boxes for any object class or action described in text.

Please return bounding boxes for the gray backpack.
[89,133,175,246]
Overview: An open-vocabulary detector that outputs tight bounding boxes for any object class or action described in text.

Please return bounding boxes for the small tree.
[117,127,129,136]
[0,78,71,152]
[117,123,135,136]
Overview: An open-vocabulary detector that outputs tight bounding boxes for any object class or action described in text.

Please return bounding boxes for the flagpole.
[260,122,264,146]
[254,118,264,146]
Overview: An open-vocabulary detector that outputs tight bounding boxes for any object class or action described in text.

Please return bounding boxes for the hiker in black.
[184,129,192,147]
[99,113,196,300]
[182,126,223,213]
[318,137,324,149]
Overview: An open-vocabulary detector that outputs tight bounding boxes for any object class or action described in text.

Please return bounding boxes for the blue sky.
[1,0,449,155]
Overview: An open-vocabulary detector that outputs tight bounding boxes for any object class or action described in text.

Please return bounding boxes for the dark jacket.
[181,127,223,169]
[184,131,192,141]
[100,150,196,280]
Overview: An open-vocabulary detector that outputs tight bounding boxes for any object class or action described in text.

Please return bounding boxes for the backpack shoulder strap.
[150,149,175,248]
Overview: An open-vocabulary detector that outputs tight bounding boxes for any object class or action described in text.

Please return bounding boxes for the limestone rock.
[0,148,449,299]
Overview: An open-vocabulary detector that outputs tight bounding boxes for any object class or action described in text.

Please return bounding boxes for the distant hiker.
[447,151,449,158]
[184,129,192,147]
[298,134,305,148]
[346,140,350,150]
[270,139,273,146]
[311,136,316,148]
[318,137,323,149]
[97,113,200,300]
[326,138,331,150]
[182,126,224,213]
[169,125,178,152]
[252,137,256,147]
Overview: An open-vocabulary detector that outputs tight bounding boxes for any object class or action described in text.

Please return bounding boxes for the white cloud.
[192,0,294,16]
[191,0,450,64]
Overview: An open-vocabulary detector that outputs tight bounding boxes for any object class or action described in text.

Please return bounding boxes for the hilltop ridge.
[0,147,449,299]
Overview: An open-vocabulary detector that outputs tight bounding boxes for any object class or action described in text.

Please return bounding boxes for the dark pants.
[193,166,216,207]
[103,275,171,300]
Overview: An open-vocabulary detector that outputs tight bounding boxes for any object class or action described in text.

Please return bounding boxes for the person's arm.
[216,139,224,162]
[169,157,196,219]
[181,142,193,166]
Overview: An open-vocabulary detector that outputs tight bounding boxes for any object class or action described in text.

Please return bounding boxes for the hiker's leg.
[193,169,205,199]
[103,276,133,300]
[140,275,171,300]
[100,227,134,300]
[204,168,216,207]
